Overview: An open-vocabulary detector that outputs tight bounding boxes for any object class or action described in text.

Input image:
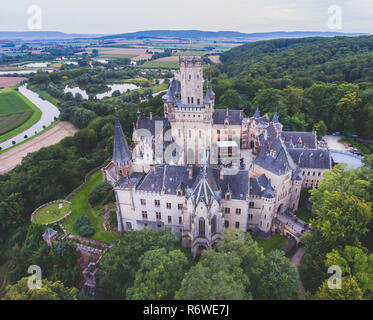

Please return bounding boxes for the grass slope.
[62,171,118,244]
[253,233,288,255]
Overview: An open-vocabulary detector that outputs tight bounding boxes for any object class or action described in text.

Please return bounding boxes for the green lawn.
[0,88,42,142]
[62,171,118,244]
[35,89,60,106]
[33,202,71,225]
[253,233,288,255]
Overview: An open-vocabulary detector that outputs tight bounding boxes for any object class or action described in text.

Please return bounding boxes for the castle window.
[226,194,230,200]
[313,172,316,176]
[188,97,190,103]
[156,212,161,221]
[191,97,194,104]
[248,214,253,221]
[249,202,254,208]
[224,207,230,214]
[155,200,160,207]
[197,98,200,104]
[142,211,148,220]
[307,172,310,176]
[225,220,229,228]
[126,222,132,230]
[177,190,182,196]
[236,208,241,215]
[267,222,269,228]
[235,222,240,229]
[166,203,171,209]
[178,204,183,210]
[318,172,321,176]
[179,216,182,225]
[189,74,191,80]
[211,215,217,234]
[199,217,205,236]
[140,199,146,206]
[168,216,172,223]
[264,214,266,219]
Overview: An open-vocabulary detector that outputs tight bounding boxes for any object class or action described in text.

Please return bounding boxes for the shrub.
[74,216,95,237]
[79,224,95,237]
[88,182,114,207]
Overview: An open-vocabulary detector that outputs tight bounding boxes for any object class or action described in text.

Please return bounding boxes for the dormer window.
[225,193,231,200]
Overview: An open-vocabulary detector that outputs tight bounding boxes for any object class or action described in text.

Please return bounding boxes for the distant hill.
[100,30,369,41]
[0,31,103,40]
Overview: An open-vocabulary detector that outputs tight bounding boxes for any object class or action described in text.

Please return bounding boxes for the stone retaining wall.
[30,200,72,224]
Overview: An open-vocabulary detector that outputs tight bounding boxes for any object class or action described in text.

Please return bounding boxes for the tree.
[253,88,285,114]
[2,277,78,300]
[175,250,251,300]
[257,250,299,300]
[127,248,188,300]
[218,229,264,297]
[98,229,178,299]
[312,276,364,300]
[313,120,327,139]
[325,246,373,299]
[311,190,371,248]
[283,86,304,115]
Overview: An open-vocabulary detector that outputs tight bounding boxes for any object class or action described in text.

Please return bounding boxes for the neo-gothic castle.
[103,56,332,257]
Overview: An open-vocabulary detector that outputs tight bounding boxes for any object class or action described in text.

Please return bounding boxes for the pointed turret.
[272,112,279,123]
[113,111,132,164]
[203,79,211,104]
[253,108,260,118]
[207,76,215,97]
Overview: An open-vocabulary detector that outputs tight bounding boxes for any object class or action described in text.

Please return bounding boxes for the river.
[0,85,60,151]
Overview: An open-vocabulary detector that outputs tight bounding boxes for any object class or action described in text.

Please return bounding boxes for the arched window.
[188,97,190,104]
[199,217,205,236]
[211,215,217,234]
[197,98,200,104]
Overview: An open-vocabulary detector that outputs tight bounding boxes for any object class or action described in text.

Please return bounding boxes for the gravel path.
[291,245,306,297]
[0,121,77,174]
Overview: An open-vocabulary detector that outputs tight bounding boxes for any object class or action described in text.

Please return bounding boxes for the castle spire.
[113,111,131,164]
[253,108,260,118]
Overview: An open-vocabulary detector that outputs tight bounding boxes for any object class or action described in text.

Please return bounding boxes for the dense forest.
[209,35,373,138]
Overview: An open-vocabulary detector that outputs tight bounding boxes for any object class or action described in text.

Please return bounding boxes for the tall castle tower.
[179,56,204,105]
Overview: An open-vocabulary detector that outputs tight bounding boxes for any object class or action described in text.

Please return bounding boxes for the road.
[323,135,345,151]
[0,121,77,175]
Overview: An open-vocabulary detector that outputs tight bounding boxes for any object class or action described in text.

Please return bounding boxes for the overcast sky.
[0,0,372,34]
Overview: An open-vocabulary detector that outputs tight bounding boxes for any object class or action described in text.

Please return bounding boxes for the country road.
[0,121,77,175]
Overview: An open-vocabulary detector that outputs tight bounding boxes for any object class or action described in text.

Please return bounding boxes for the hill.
[100,30,368,41]
[0,31,102,40]
[219,35,373,83]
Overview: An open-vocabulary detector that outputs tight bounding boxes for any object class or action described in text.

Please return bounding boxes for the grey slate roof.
[113,113,132,163]
[118,172,145,188]
[254,139,292,175]
[288,149,332,169]
[135,164,248,201]
[292,166,303,181]
[262,179,276,198]
[138,117,171,136]
[281,131,317,149]
[213,109,243,125]
[43,227,57,239]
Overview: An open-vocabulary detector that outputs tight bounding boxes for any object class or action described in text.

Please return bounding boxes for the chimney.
[220,167,224,180]
[150,112,152,120]
[240,110,242,117]
[188,166,193,179]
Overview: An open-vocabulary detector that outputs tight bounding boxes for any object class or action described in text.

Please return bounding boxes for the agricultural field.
[140,59,179,69]
[0,77,26,88]
[0,88,41,140]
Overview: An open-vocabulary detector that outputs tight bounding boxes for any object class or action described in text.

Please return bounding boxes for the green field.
[253,233,288,255]
[33,202,71,225]
[100,53,137,59]
[0,88,42,142]
[62,171,118,244]
[140,60,179,69]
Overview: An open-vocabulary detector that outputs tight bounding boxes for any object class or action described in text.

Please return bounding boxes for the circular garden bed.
[31,200,72,225]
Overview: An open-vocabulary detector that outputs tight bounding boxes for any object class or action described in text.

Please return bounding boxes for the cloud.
[0,0,371,34]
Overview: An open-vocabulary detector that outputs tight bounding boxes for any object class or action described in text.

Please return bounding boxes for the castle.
[102,56,332,257]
